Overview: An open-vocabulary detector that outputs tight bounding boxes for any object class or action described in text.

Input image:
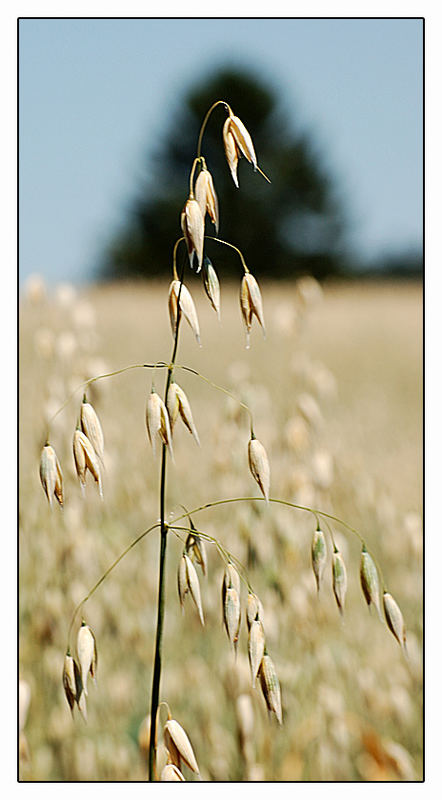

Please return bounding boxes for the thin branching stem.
[196,99,231,159]
[175,363,254,428]
[148,263,185,781]
[206,235,249,272]
[66,521,160,652]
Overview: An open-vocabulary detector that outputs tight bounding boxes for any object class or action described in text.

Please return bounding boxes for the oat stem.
[174,363,254,428]
[196,99,232,159]
[189,157,202,198]
[206,235,250,272]
[66,521,160,652]
[148,265,185,781]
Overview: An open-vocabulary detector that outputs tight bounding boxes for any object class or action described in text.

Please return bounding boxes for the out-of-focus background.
[19,18,423,781]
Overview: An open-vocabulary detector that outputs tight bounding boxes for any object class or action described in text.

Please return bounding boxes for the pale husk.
[246,591,264,630]
[311,528,327,592]
[73,429,103,497]
[383,591,406,649]
[332,550,348,615]
[164,719,199,773]
[76,623,97,696]
[168,280,201,345]
[248,437,270,502]
[146,391,173,459]
[248,619,265,687]
[202,257,221,319]
[224,586,241,648]
[229,114,257,169]
[184,553,205,625]
[259,653,282,724]
[81,401,104,462]
[160,764,185,781]
[195,168,219,233]
[181,198,204,272]
[360,548,382,619]
[40,444,63,507]
[223,117,239,188]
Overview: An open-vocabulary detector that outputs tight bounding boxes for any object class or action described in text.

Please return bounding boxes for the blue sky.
[19,17,423,285]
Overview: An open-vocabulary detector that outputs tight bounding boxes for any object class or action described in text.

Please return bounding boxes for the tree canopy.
[100,67,349,283]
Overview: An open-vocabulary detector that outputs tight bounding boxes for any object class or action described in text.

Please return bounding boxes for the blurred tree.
[100,67,349,282]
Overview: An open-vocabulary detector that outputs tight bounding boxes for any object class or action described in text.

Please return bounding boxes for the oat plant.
[39,99,408,781]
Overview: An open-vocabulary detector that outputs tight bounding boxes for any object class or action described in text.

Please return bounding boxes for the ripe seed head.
[223,117,239,188]
[164,718,199,774]
[240,273,265,347]
[311,528,327,592]
[224,586,241,649]
[168,280,201,345]
[160,764,185,781]
[185,531,207,576]
[39,444,63,508]
[383,591,407,649]
[146,391,173,459]
[73,429,103,497]
[332,549,348,615]
[62,653,81,715]
[246,591,264,630]
[80,400,104,462]
[180,197,204,272]
[248,436,270,502]
[259,653,282,724]
[195,167,219,233]
[167,381,200,446]
[76,622,97,697]
[360,547,382,619]
[228,114,257,170]
[185,553,205,626]
[248,619,265,687]
[202,256,221,319]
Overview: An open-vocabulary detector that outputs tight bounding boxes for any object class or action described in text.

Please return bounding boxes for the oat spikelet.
[223,562,241,600]
[240,273,265,347]
[332,549,348,615]
[202,256,221,319]
[62,654,81,716]
[259,653,282,724]
[145,390,174,460]
[383,591,407,650]
[360,547,382,619]
[161,764,185,781]
[39,444,63,508]
[311,527,327,593]
[168,280,201,345]
[185,531,207,576]
[223,116,239,188]
[248,619,265,687]
[73,429,103,497]
[224,587,241,650]
[228,114,257,170]
[178,554,204,625]
[76,622,97,697]
[80,399,104,462]
[167,382,200,446]
[178,554,189,609]
[185,554,205,626]
[246,591,264,630]
[248,435,270,502]
[180,197,204,272]
[164,719,199,774]
[195,167,219,233]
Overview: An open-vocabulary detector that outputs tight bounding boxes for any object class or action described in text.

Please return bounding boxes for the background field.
[19,278,423,781]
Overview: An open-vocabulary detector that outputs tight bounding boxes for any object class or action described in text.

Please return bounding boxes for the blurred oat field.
[19,277,422,781]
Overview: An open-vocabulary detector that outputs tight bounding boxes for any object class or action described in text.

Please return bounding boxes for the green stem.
[148,266,185,781]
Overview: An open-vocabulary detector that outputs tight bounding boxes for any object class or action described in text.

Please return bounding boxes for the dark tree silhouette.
[100,67,348,282]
